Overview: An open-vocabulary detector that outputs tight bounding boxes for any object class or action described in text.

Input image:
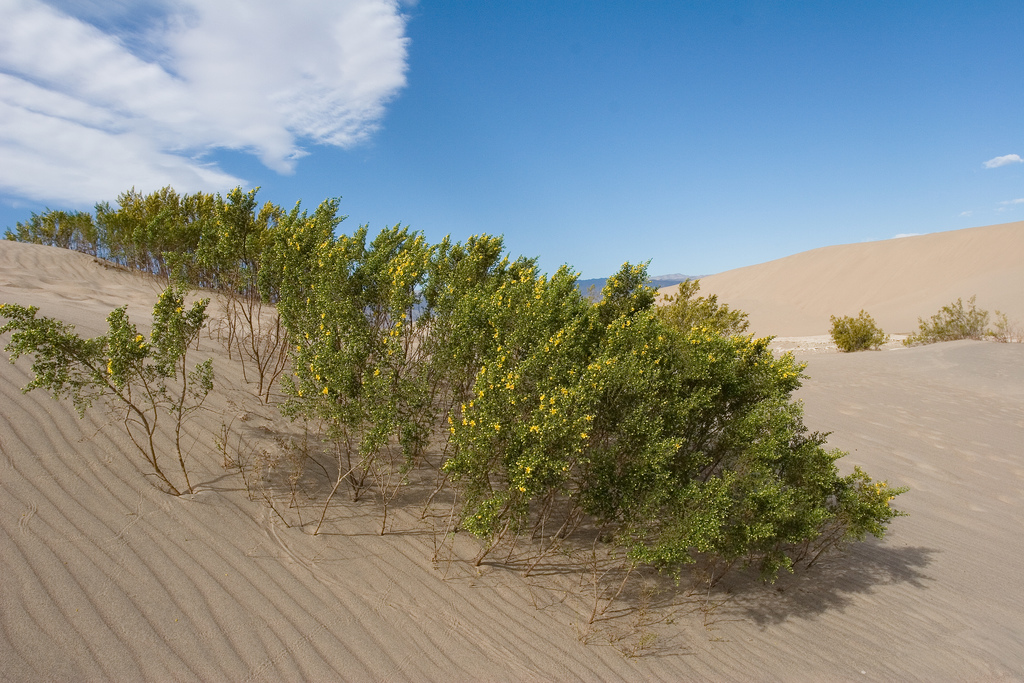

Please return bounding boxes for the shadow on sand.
[714,538,936,625]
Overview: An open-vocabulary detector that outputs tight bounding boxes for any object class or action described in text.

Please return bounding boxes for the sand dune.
[2,237,1024,681]
[660,221,1024,337]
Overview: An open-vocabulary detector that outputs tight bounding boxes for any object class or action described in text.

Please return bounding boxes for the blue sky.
[1,1,1022,278]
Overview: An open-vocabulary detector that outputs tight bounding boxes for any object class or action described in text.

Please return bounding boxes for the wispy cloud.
[892,233,921,239]
[983,154,1023,169]
[958,210,973,217]
[0,0,410,206]
[999,198,1024,205]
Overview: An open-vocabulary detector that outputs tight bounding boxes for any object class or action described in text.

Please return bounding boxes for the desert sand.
[2,228,1023,682]
[661,221,1024,338]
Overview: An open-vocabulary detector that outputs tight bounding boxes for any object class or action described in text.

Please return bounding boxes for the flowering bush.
[438,260,906,578]
[4,184,907,579]
[260,199,438,532]
[655,278,748,337]
[259,212,907,574]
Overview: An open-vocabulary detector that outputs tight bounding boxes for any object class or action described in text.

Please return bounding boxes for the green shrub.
[829,310,889,352]
[904,296,989,346]
[440,261,906,579]
[0,285,212,495]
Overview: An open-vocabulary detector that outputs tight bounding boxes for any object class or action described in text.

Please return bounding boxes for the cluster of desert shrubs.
[831,296,1020,351]
[903,296,1021,345]
[3,186,906,587]
[4,186,277,285]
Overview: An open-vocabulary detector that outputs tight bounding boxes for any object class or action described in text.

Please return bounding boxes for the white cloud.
[999,198,1024,205]
[892,233,921,239]
[0,0,409,205]
[958,211,973,217]
[983,154,1023,169]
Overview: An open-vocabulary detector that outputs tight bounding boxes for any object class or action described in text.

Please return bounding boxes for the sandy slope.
[660,221,1024,337]
[2,239,1023,681]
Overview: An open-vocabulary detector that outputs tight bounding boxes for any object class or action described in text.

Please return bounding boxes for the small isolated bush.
[829,310,889,352]
[904,296,989,346]
[0,285,213,495]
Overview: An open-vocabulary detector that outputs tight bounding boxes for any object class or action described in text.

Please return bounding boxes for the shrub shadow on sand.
[714,538,936,625]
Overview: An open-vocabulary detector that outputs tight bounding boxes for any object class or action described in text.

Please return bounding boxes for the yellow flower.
[580,432,588,439]
[530,425,540,433]
[135,334,144,342]
[322,387,329,395]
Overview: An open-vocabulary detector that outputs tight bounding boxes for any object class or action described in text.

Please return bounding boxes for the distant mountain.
[577,273,701,300]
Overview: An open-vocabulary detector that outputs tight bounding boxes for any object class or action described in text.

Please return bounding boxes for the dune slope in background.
[2,239,1024,681]
[660,221,1024,337]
